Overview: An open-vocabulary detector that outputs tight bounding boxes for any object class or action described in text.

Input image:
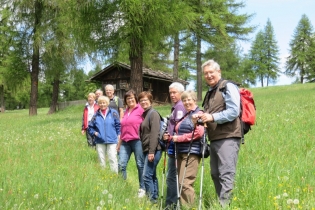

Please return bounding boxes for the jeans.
[143,150,162,202]
[96,143,118,173]
[118,139,145,189]
[165,155,178,207]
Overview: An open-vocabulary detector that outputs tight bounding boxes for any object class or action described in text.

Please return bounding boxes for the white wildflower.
[108,194,113,199]
[287,199,293,204]
[293,199,299,205]
[102,189,108,195]
[275,195,281,199]
[34,194,39,199]
[96,206,102,210]
[100,200,105,206]
[283,193,288,197]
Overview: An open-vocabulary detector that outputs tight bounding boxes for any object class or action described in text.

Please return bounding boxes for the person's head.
[95,89,103,100]
[105,84,115,99]
[201,59,221,87]
[169,82,185,104]
[181,90,197,112]
[97,96,109,110]
[124,89,138,108]
[138,91,153,110]
[87,93,96,105]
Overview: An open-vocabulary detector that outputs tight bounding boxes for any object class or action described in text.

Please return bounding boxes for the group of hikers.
[81,59,243,209]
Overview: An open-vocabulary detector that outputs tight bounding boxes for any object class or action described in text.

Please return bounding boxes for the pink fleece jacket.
[120,103,144,142]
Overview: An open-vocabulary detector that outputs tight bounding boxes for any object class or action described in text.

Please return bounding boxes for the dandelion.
[125,199,130,203]
[283,193,288,197]
[275,195,281,199]
[287,199,293,204]
[293,199,299,205]
[102,189,108,195]
[96,206,102,210]
[34,194,39,199]
[100,200,105,206]
[0,189,3,192]
[108,194,113,199]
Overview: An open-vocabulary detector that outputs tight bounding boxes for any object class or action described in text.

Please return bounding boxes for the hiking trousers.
[209,138,240,207]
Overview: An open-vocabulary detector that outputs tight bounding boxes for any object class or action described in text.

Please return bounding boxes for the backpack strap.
[114,96,119,107]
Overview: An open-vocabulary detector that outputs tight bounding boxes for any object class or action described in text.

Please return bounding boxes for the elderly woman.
[138,91,162,203]
[117,90,146,198]
[81,92,99,147]
[88,96,121,173]
[164,90,204,206]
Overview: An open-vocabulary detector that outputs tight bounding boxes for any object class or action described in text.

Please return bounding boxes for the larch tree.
[74,0,194,94]
[262,19,280,86]
[186,0,254,100]
[285,14,315,83]
[249,19,280,87]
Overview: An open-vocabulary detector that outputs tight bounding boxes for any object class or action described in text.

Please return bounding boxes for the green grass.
[1,83,315,210]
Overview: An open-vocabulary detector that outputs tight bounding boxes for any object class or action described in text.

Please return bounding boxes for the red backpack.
[220,80,256,142]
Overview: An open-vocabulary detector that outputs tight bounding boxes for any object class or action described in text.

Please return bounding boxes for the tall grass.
[1,83,314,210]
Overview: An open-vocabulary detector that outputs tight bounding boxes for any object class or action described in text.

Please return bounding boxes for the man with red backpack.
[192,59,242,208]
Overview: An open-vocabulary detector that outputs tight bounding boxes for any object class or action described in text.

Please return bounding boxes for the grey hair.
[181,90,197,102]
[105,84,115,90]
[95,89,103,94]
[169,82,185,93]
[201,59,220,72]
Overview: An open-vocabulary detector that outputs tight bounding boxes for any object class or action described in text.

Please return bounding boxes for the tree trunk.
[0,84,4,113]
[47,77,60,115]
[29,0,43,116]
[129,37,143,95]
[196,36,202,101]
[173,33,179,81]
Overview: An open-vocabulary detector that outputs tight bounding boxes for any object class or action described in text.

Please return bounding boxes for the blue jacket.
[88,108,121,144]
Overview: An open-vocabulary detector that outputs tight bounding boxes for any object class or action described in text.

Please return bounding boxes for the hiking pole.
[198,125,207,210]
[174,138,181,210]
[160,142,167,210]
[179,124,197,196]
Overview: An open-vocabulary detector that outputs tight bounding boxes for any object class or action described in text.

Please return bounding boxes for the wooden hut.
[88,62,189,103]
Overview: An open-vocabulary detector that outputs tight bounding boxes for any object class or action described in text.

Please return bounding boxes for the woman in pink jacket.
[116,90,146,198]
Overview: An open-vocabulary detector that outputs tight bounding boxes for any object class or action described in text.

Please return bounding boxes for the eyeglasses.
[139,99,149,103]
[126,97,135,101]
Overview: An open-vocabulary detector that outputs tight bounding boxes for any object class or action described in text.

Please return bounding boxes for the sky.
[238,0,315,87]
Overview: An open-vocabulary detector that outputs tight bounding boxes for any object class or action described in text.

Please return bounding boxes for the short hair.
[87,92,96,99]
[105,84,115,91]
[97,96,109,105]
[138,91,153,104]
[181,90,197,102]
[201,59,220,72]
[95,89,103,95]
[169,82,185,93]
[124,89,138,104]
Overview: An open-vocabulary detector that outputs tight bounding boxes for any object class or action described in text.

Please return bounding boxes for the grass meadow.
[1,83,315,210]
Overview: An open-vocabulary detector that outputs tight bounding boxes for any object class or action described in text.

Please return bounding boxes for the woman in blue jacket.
[88,96,121,173]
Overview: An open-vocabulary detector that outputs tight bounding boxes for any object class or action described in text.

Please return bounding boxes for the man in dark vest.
[192,59,242,207]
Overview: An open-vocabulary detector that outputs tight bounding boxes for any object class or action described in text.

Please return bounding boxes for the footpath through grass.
[1,83,315,209]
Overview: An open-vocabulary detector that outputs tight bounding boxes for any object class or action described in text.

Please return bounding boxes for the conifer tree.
[249,19,280,87]
[286,14,315,83]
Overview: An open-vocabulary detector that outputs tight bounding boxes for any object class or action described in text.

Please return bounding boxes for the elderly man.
[104,84,124,120]
[192,59,242,207]
[95,89,103,104]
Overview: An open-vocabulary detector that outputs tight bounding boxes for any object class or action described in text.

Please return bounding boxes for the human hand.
[81,130,85,135]
[148,154,155,162]
[163,132,170,140]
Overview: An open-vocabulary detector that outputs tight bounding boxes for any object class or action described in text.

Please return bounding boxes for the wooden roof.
[88,62,189,85]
